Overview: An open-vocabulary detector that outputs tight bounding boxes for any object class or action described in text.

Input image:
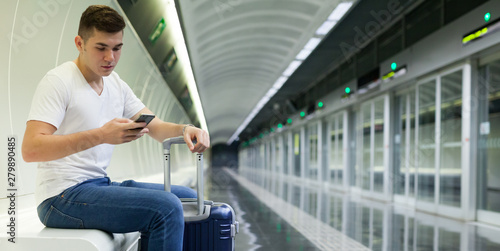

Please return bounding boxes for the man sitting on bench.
[22,5,209,251]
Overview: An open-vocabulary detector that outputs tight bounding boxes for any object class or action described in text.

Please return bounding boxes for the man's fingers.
[128,122,147,130]
[122,127,148,142]
[190,137,209,153]
[185,138,195,151]
[114,118,133,123]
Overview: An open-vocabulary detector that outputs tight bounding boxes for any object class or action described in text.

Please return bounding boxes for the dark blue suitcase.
[163,137,238,251]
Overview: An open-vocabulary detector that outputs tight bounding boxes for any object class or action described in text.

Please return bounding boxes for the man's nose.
[104,50,114,62]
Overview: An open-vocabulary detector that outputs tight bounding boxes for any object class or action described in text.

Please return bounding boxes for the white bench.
[0,207,140,251]
[0,169,199,251]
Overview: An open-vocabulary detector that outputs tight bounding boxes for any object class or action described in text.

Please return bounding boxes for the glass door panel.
[263,143,268,172]
[330,113,344,186]
[394,90,417,199]
[394,94,406,195]
[337,115,345,185]
[308,124,318,180]
[330,119,337,182]
[409,90,417,197]
[321,120,329,183]
[283,133,289,175]
[259,144,265,170]
[355,97,388,194]
[351,108,359,188]
[374,99,385,193]
[275,137,282,174]
[293,130,301,177]
[478,59,500,213]
[439,70,463,207]
[362,103,372,190]
[418,80,437,202]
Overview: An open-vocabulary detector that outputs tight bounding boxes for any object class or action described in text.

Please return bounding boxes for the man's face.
[79,29,123,77]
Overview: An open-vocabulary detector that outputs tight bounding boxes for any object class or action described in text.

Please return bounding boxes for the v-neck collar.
[70,61,106,97]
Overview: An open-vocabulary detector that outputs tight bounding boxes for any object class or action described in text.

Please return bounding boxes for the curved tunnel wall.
[0,0,196,202]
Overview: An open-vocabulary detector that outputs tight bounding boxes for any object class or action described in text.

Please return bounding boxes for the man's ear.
[74,35,84,52]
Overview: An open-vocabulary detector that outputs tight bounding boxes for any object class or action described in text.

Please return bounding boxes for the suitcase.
[163,137,239,251]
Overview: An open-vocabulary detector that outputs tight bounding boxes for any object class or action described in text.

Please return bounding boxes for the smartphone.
[133,114,155,129]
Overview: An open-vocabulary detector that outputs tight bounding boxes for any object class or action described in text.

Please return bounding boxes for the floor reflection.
[238,169,500,251]
[204,168,321,250]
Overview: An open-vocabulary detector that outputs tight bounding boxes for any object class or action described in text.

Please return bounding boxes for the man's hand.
[183,125,210,153]
[99,118,149,145]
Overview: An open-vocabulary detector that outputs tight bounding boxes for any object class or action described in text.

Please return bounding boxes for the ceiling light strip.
[169,0,208,131]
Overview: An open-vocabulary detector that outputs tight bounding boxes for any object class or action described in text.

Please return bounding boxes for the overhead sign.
[149,17,166,45]
[382,65,407,83]
[462,16,500,46]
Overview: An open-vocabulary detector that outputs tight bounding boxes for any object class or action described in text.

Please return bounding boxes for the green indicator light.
[300,111,305,117]
[345,87,351,94]
[287,118,292,124]
[270,128,275,132]
[391,62,397,71]
[278,123,283,128]
[485,12,491,22]
[259,133,263,138]
[318,101,324,108]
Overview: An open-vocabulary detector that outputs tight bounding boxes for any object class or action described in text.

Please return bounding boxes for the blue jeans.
[37,177,196,251]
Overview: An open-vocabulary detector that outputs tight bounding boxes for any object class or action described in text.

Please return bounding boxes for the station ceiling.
[175,0,411,145]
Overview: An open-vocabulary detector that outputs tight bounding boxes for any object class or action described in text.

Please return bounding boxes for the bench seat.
[0,207,140,251]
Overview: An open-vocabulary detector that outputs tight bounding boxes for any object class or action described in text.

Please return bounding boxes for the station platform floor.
[208,168,500,251]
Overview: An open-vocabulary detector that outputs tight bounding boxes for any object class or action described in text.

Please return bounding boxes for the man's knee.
[172,185,197,199]
[155,193,184,225]
[145,194,184,245]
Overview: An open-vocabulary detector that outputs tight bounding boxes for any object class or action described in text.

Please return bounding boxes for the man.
[21,5,209,251]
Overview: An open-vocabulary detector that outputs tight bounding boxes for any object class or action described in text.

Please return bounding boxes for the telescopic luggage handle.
[162,136,204,215]
[163,136,187,151]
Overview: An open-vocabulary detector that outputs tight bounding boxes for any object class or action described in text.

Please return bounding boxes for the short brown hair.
[78,5,126,41]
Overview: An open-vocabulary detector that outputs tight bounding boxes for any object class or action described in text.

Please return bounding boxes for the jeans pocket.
[37,197,56,223]
[43,206,85,229]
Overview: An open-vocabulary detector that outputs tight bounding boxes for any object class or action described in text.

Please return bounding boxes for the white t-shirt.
[28,61,145,205]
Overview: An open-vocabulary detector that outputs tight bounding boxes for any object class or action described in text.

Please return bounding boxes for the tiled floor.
[204,167,500,251]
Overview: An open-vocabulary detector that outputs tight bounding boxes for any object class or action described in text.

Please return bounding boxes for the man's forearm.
[22,128,103,162]
[147,121,185,142]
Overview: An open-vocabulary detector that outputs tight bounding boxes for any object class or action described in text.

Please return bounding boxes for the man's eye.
[97,47,105,51]
[113,47,121,51]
